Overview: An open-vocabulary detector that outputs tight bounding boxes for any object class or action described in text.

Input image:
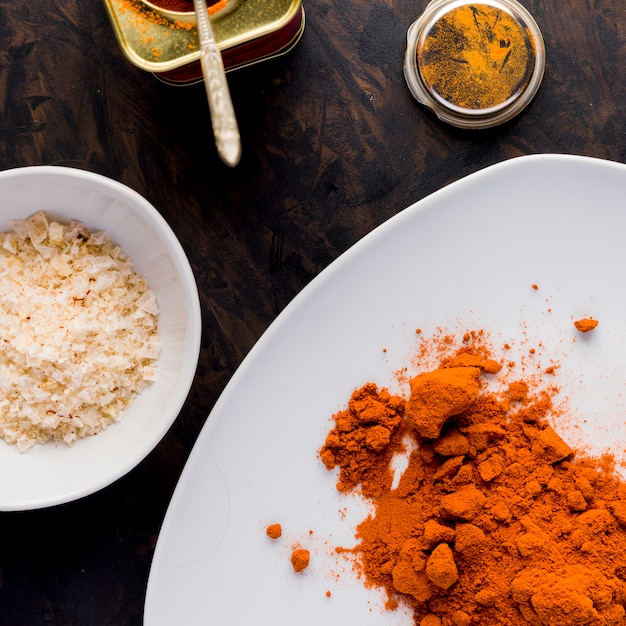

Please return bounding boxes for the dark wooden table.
[0,0,624,623]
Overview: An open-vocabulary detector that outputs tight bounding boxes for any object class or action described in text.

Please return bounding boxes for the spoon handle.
[193,0,242,167]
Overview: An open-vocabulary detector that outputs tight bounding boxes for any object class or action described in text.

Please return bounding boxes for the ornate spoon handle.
[193,0,242,167]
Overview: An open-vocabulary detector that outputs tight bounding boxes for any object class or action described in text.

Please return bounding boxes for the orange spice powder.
[320,332,626,625]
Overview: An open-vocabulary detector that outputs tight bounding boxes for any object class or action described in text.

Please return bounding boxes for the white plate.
[145,154,626,625]
[0,166,201,510]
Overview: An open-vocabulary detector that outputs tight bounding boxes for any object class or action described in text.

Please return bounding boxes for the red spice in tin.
[149,0,190,8]
[149,0,222,10]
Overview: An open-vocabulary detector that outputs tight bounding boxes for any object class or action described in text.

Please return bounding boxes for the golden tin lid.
[103,0,304,79]
[404,0,545,128]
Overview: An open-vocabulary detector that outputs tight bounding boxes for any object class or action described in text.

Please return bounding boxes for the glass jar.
[404,0,545,129]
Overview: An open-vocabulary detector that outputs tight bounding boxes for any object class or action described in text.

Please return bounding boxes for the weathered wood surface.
[0,0,625,623]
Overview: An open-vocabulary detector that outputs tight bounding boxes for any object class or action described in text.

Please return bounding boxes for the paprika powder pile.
[320,332,626,625]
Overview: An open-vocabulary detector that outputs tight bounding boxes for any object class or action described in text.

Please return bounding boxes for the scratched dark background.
[0,0,625,623]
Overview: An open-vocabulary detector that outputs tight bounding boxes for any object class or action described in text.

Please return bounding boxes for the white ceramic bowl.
[0,166,202,511]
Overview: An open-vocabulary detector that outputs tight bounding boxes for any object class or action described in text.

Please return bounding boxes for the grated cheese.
[0,211,160,452]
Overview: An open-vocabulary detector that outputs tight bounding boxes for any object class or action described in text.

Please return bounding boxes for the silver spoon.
[193,0,242,167]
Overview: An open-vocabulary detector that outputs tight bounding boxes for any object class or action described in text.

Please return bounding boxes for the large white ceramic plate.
[145,154,626,625]
[0,166,201,511]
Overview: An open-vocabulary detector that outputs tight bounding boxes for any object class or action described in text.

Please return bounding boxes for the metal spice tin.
[103,0,305,84]
[404,0,545,128]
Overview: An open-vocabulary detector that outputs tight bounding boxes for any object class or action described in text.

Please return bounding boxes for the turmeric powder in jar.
[404,0,545,129]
